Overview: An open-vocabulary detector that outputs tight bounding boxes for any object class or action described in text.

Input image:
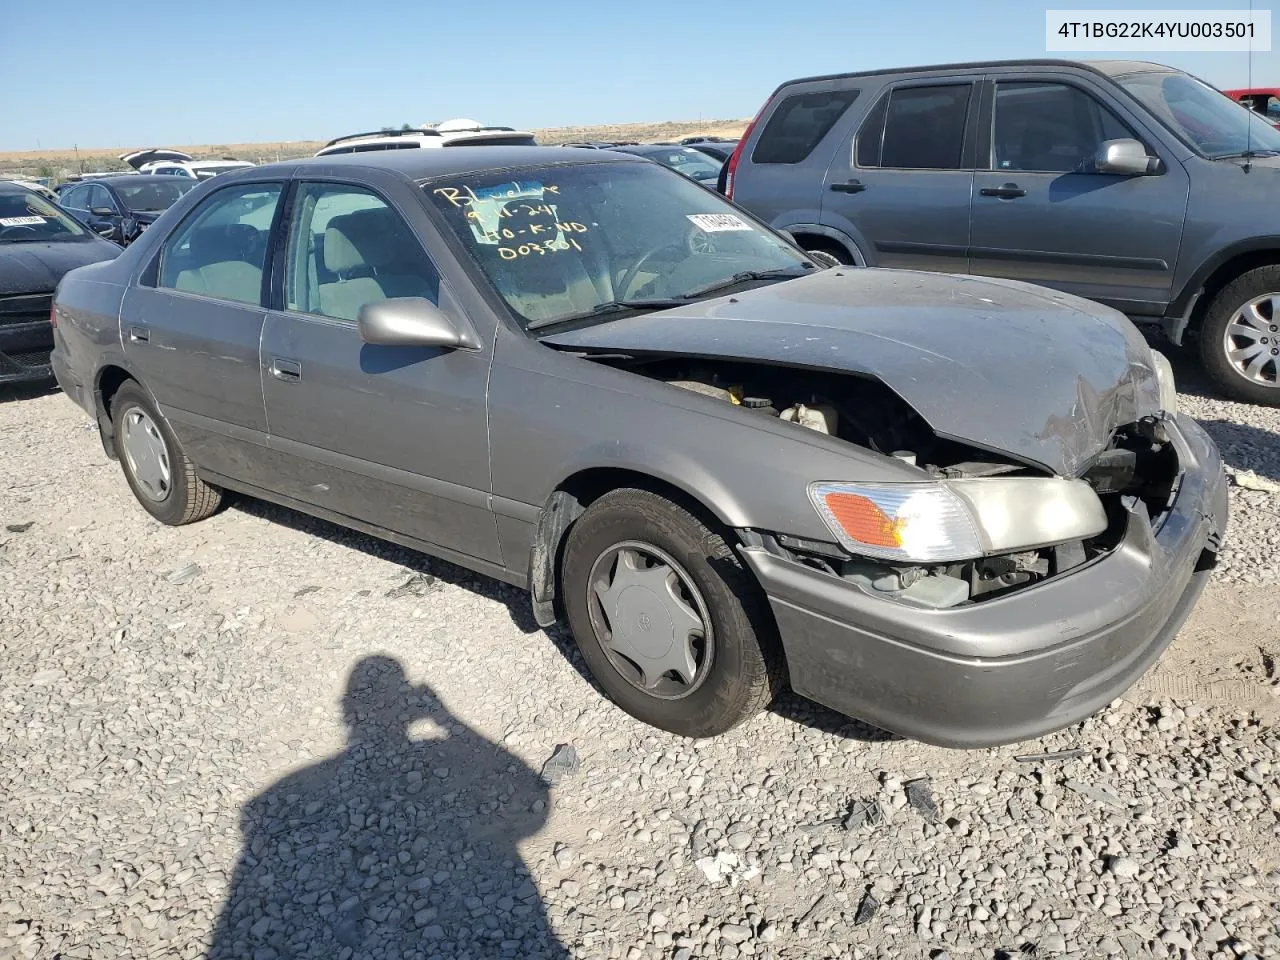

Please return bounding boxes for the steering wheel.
[616,242,686,300]
[0,225,39,240]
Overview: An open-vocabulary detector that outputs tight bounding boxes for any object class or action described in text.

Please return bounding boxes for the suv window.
[60,185,86,209]
[752,89,860,164]
[867,84,972,170]
[285,183,439,322]
[992,82,1133,173]
[159,184,282,305]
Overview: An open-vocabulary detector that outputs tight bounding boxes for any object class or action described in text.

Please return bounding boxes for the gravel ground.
[1,346,1278,960]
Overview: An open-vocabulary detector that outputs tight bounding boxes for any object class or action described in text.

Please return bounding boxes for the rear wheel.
[111,381,222,525]
[1199,266,1280,406]
[561,488,784,737]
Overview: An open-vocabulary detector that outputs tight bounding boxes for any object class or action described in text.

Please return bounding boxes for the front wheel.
[560,488,784,737]
[1199,266,1280,406]
[111,380,223,525]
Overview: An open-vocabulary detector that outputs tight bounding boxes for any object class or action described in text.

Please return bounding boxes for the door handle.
[127,325,149,343]
[270,358,302,382]
[829,179,867,194]
[979,183,1027,199]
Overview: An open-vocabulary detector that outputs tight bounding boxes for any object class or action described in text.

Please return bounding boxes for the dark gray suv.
[727,59,1280,405]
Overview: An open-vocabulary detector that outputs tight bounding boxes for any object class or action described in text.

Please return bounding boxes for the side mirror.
[1095,138,1158,176]
[90,206,117,217]
[357,297,479,350]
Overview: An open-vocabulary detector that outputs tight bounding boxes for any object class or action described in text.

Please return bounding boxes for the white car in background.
[119,149,255,181]
[314,118,536,157]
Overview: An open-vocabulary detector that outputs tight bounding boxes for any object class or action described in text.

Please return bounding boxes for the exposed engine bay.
[595,356,1185,609]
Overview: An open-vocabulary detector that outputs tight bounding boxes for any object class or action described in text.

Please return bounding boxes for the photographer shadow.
[208,655,567,959]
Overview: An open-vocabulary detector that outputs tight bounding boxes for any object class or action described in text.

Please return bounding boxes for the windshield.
[1120,71,1280,158]
[426,161,809,329]
[113,179,196,212]
[638,147,722,179]
[0,190,89,243]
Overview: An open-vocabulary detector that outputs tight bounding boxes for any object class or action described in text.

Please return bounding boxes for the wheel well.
[528,467,733,628]
[1187,250,1280,337]
[93,365,134,458]
[790,232,855,265]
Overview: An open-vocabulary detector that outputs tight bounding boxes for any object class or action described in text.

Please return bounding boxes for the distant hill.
[0,119,749,181]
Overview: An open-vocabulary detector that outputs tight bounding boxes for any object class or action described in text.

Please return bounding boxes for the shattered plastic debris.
[1225,466,1280,494]
[853,890,880,926]
[695,851,739,883]
[1015,748,1089,763]
[843,798,886,830]
[905,778,940,823]
[1063,779,1125,807]
[385,572,437,599]
[164,562,202,585]
[539,744,580,785]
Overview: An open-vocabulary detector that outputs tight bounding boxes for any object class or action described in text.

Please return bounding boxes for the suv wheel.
[111,381,223,524]
[560,488,784,737]
[1200,266,1280,405]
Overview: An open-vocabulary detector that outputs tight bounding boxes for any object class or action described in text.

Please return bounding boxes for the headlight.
[1150,349,1178,414]
[809,478,1108,563]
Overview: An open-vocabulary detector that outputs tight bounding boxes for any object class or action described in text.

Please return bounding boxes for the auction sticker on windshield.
[0,216,46,227]
[687,213,753,232]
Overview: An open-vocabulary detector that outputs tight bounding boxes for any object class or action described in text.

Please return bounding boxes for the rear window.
[751,89,860,164]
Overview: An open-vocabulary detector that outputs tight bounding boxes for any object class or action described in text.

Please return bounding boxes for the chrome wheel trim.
[586,540,713,700]
[1224,293,1280,387]
[120,407,171,502]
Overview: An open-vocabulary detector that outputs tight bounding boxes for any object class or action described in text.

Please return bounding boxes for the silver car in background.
[51,147,1227,744]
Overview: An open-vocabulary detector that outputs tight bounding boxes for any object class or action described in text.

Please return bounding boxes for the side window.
[751,89,861,164]
[992,82,1136,173]
[61,185,85,209]
[88,184,116,212]
[878,84,972,169]
[285,183,440,322]
[855,93,890,167]
[158,183,282,305]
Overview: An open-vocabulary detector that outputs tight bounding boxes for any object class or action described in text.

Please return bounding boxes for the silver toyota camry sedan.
[51,147,1228,745]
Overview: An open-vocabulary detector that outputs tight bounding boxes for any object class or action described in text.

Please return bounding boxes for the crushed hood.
[0,239,120,296]
[543,269,1161,476]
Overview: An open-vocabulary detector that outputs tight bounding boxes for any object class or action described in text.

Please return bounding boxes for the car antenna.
[1244,0,1254,172]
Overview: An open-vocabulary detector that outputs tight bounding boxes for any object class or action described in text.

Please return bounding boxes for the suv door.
[260,179,500,563]
[969,75,1190,315]
[823,78,980,271]
[122,180,284,485]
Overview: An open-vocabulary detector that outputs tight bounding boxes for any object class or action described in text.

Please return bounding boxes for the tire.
[111,380,222,525]
[1198,265,1280,406]
[799,239,855,266]
[560,488,784,737]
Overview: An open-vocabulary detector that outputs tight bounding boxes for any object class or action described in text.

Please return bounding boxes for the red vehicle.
[1223,88,1280,128]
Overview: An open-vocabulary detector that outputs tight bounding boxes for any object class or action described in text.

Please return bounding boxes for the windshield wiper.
[526,298,687,331]
[677,266,812,301]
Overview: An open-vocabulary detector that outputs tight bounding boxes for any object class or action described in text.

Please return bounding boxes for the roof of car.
[288,145,638,180]
[777,58,1176,91]
[95,174,190,185]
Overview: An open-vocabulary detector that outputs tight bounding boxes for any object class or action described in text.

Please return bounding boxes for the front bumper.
[742,414,1229,749]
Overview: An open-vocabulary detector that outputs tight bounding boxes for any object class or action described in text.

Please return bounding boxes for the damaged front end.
[573,354,1188,610]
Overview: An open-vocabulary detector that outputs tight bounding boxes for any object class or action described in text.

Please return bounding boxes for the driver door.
[968,76,1189,315]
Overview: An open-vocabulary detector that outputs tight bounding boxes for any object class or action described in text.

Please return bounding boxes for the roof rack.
[322,128,442,148]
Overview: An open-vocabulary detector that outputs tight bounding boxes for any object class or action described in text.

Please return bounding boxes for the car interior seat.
[318,209,438,321]
[174,226,265,304]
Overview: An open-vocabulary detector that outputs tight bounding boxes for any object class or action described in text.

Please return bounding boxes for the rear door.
[968,73,1190,314]
[822,78,980,272]
[122,180,284,485]
[259,177,500,563]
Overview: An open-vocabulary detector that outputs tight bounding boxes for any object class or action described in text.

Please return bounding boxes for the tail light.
[724,105,763,200]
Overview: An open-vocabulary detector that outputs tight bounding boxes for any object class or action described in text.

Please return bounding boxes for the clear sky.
[5,0,1277,151]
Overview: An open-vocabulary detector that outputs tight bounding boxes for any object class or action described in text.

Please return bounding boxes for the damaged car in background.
[50,148,1227,746]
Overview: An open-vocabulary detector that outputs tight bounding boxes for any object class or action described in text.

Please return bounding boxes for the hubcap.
[586,541,712,700]
[121,407,171,502]
[1224,294,1280,387]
